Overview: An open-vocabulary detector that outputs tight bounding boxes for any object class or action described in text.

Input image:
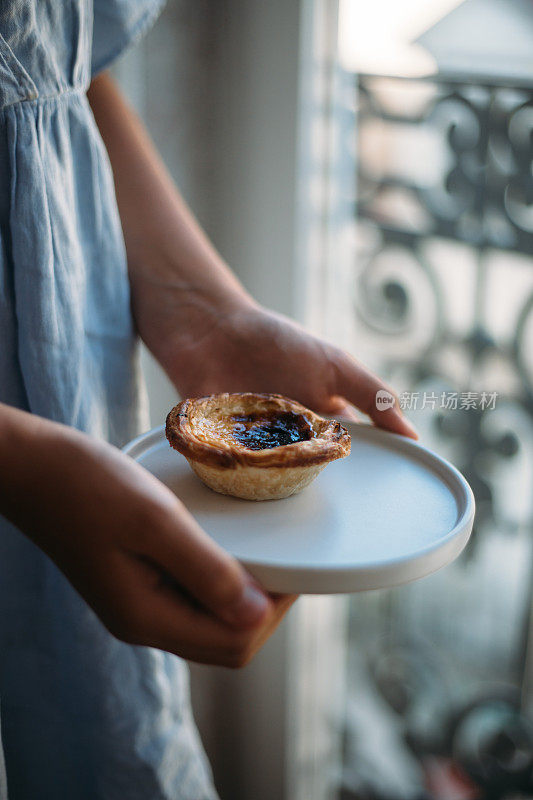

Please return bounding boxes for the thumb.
[332,351,418,439]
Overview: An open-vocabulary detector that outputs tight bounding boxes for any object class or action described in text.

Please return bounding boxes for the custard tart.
[165,392,351,500]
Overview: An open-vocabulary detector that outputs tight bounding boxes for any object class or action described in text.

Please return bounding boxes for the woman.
[0,1,416,798]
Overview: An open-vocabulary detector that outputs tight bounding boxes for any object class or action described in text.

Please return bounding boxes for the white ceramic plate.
[123,423,475,594]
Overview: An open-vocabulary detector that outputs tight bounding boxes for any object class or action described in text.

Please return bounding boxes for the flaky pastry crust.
[165,393,351,500]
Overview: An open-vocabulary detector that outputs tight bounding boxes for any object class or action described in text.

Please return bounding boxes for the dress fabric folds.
[0,1,217,798]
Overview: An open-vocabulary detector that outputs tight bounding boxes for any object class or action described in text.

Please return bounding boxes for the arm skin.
[87,72,417,439]
[0,402,295,668]
[0,71,415,672]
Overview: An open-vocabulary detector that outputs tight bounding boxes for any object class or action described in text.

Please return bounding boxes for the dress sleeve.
[91,0,166,77]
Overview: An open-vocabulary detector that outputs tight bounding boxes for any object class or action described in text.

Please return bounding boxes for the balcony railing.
[339,71,533,800]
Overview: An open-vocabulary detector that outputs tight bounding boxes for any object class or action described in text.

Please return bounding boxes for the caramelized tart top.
[165,392,351,469]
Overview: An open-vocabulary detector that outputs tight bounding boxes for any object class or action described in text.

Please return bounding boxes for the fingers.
[319,396,361,423]
[238,592,297,660]
[105,555,297,668]
[331,350,418,439]
[132,498,274,630]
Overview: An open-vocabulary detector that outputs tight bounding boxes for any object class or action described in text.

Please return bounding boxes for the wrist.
[129,243,254,312]
[129,254,258,366]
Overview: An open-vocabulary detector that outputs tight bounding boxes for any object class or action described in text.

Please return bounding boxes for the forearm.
[0,404,64,546]
[87,73,252,316]
[0,403,45,502]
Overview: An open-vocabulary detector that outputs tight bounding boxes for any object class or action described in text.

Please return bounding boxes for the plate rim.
[123,422,475,574]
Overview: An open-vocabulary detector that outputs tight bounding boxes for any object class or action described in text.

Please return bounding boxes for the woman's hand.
[88,73,414,437]
[0,405,295,668]
[137,290,417,439]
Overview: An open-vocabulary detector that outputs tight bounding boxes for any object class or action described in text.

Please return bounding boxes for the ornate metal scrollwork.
[341,69,533,800]
[353,76,533,548]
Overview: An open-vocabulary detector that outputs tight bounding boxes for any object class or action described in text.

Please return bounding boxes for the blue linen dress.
[0,2,218,798]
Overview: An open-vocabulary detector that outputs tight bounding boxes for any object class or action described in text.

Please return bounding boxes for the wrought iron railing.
[340,73,533,800]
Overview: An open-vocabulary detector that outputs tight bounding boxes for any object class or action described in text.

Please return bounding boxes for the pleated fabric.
[0,2,217,798]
